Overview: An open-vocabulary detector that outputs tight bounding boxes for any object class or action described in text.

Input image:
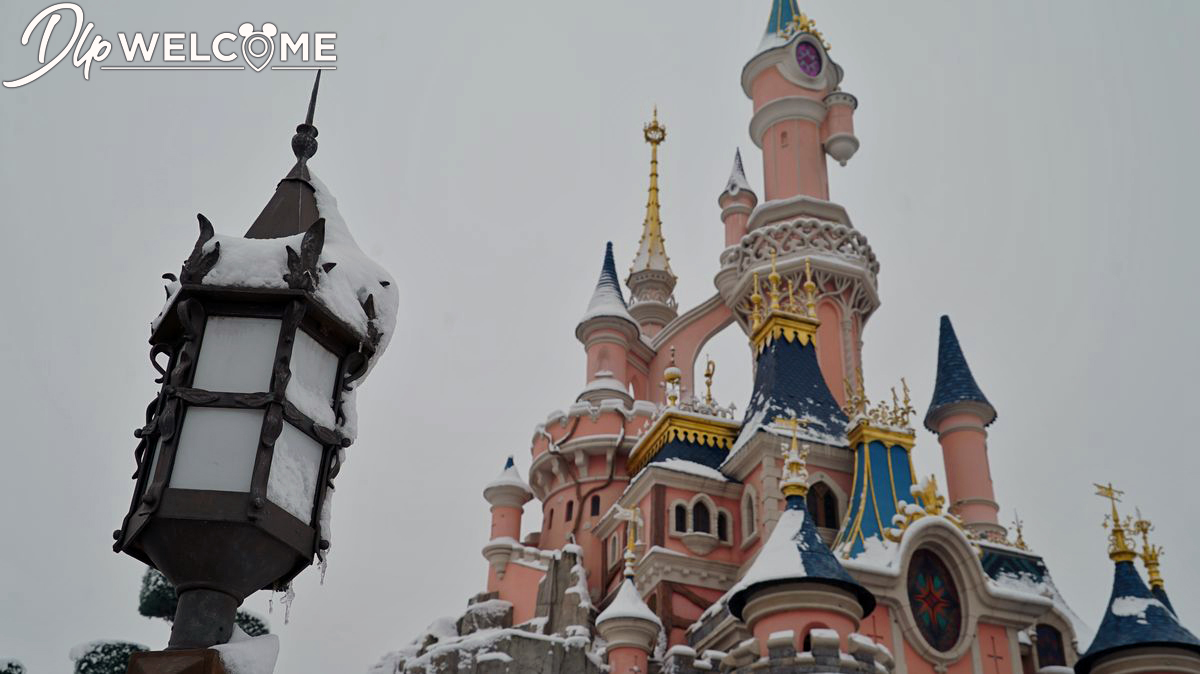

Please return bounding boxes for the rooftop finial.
[629,107,673,283]
[291,71,322,167]
[1096,482,1137,563]
[1133,510,1165,590]
[704,356,716,405]
[663,346,682,407]
[775,415,810,497]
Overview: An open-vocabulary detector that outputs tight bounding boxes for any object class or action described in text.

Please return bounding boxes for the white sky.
[1,2,1198,672]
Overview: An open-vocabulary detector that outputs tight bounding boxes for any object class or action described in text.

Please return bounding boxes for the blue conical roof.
[924,315,996,430]
[740,332,849,448]
[1075,561,1200,674]
[728,495,874,620]
[1152,585,1177,616]
[764,0,802,37]
[578,242,636,327]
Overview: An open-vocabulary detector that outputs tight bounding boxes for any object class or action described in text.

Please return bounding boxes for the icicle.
[318,556,328,585]
[281,582,296,624]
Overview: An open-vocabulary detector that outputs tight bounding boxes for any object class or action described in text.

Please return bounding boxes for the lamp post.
[112,73,396,659]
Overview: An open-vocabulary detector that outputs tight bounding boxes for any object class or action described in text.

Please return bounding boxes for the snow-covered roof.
[724,149,753,197]
[1076,560,1200,674]
[654,458,730,482]
[727,496,874,620]
[597,578,662,627]
[578,242,637,328]
[485,456,532,495]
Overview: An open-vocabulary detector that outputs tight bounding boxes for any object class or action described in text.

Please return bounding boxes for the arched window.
[717,512,729,542]
[807,482,839,529]
[547,509,554,529]
[693,502,711,534]
[565,500,574,522]
[1036,624,1066,667]
[674,504,687,533]
[590,495,600,517]
[742,489,757,538]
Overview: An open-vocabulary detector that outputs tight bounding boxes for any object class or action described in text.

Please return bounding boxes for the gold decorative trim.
[750,312,819,355]
[627,410,741,475]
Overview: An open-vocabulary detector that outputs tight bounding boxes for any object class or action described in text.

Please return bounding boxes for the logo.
[3,4,335,88]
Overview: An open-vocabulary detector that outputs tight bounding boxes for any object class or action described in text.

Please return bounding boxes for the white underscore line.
[98,65,337,71]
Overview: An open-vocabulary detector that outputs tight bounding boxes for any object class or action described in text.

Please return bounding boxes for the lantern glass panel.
[192,316,282,393]
[170,407,266,492]
[145,437,162,494]
[267,422,324,522]
[285,329,340,427]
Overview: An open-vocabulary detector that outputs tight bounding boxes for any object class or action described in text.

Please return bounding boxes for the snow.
[725,508,809,597]
[578,272,636,326]
[212,626,280,674]
[655,458,729,482]
[284,377,336,429]
[476,652,513,663]
[1111,596,1167,624]
[597,578,662,626]
[566,564,594,610]
[485,458,532,494]
[725,151,752,196]
[989,568,1093,647]
[176,171,397,441]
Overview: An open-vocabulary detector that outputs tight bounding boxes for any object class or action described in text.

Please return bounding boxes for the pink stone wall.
[936,411,999,527]
[606,646,648,674]
[493,561,544,625]
[751,606,856,655]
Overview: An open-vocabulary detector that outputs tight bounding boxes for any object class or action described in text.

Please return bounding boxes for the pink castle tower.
[373,4,1198,673]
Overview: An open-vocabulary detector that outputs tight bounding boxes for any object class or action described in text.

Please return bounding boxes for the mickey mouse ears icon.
[238,23,278,71]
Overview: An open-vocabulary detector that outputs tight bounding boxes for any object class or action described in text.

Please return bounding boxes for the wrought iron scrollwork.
[180,214,220,283]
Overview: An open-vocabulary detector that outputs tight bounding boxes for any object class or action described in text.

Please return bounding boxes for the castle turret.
[626,110,678,336]
[743,0,859,203]
[1075,486,1200,674]
[718,149,758,247]
[727,432,875,656]
[924,315,1004,540]
[481,456,533,591]
[576,242,638,405]
[596,525,662,674]
[1133,511,1176,615]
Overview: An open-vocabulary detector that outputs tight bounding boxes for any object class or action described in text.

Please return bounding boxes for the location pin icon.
[238,23,277,72]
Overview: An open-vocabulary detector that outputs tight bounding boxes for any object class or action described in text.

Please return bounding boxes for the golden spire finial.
[917,475,945,516]
[768,249,782,310]
[750,272,764,330]
[776,415,810,497]
[624,506,641,578]
[1011,511,1028,550]
[663,346,682,407]
[631,107,672,279]
[1133,510,1165,590]
[704,356,716,405]
[1095,483,1137,563]
[802,259,818,318]
[782,10,831,52]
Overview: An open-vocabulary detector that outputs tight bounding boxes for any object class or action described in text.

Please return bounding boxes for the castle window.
[742,489,758,539]
[717,512,729,542]
[590,495,600,517]
[674,504,687,533]
[609,535,619,567]
[807,482,839,529]
[1036,624,1066,667]
[693,502,711,534]
[565,500,574,522]
[547,509,554,529]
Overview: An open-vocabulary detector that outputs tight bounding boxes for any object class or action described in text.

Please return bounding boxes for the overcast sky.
[2,1,1198,672]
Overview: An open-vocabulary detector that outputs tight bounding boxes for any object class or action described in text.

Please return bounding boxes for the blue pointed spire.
[728,494,875,620]
[598,241,626,304]
[1152,585,1177,616]
[765,0,802,37]
[578,242,636,329]
[1076,561,1200,674]
[503,455,515,470]
[924,315,996,431]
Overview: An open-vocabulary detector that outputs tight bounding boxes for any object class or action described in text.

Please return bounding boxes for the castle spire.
[1076,489,1200,674]
[246,72,324,239]
[626,108,678,335]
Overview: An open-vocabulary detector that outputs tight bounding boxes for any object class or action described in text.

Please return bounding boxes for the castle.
[371,3,1200,673]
